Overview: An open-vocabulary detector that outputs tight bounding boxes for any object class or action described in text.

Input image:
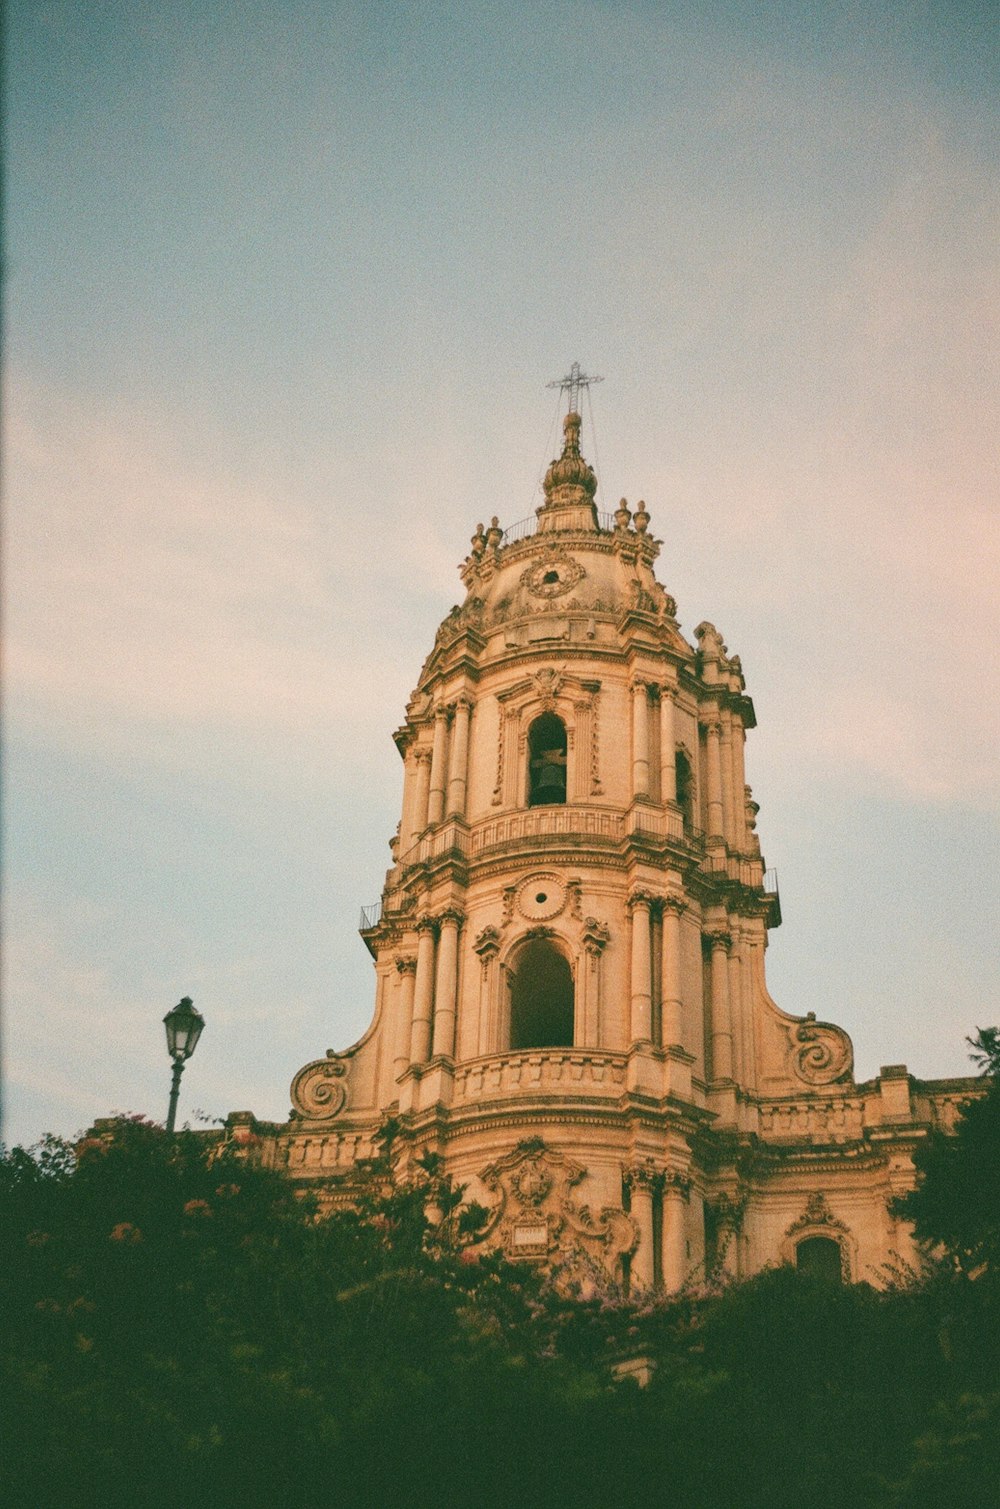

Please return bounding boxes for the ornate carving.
[492,703,507,806]
[501,885,517,928]
[520,550,585,600]
[566,878,584,920]
[478,1141,637,1269]
[590,687,602,794]
[516,873,566,922]
[791,1013,854,1086]
[695,621,727,659]
[290,1054,347,1121]
[786,1192,848,1237]
[473,925,501,963]
[582,917,610,958]
[531,667,563,707]
[395,955,417,976]
[627,889,656,915]
[623,1159,661,1193]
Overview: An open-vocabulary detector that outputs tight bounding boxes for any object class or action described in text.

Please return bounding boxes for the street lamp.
[163,996,205,1133]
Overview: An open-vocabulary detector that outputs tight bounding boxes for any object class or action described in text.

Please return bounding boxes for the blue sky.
[4,1,998,1144]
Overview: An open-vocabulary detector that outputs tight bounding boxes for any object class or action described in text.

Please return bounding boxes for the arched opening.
[795,1236,843,1283]
[509,939,574,1049]
[528,712,567,806]
[676,749,694,832]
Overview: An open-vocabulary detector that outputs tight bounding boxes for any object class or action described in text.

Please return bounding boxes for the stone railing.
[471,805,624,854]
[757,1096,866,1141]
[453,1049,627,1102]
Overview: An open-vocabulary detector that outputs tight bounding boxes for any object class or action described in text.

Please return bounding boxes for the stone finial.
[485,516,503,550]
[542,412,598,504]
[614,498,631,531]
[470,522,486,557]
[632,500,650,533]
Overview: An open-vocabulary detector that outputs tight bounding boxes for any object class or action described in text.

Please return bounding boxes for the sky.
[4,0,998,1147]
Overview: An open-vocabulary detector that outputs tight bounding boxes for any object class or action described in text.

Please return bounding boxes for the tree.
[893,1028,1000,1276]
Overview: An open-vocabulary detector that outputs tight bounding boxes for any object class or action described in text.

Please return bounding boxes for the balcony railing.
[500,511,617,546]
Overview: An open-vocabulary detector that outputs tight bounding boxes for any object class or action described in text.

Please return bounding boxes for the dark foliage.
[2,1091,999,1508]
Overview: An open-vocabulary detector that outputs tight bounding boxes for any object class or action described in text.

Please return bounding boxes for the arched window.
[795,1236,843,1283]
[509,939,574,1049]
[528,712,567,807]
[675,750,694,832]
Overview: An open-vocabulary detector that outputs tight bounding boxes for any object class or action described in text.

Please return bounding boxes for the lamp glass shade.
[163,997,205,1061]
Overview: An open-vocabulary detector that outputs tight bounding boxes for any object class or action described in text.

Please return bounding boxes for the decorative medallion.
[516,873,567,922]
[521,550,585,600]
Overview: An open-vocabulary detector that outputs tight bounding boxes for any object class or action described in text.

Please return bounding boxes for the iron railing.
[500,510,617,546]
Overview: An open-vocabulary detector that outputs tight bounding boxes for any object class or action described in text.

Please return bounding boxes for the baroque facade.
[263,405,974,1290]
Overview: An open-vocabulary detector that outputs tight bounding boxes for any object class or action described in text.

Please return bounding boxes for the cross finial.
[546,361,603,415]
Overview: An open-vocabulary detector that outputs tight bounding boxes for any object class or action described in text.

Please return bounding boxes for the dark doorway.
[510,940,574,1049]
[796,1236,843,1283]
[528,712,567,806]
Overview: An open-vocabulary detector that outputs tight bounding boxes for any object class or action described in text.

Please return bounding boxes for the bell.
[535,763,566,802]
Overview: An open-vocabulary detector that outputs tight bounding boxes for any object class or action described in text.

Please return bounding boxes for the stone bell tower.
[275,391,973,1290]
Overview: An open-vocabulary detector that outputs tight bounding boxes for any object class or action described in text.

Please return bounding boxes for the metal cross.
[546,361,603,415]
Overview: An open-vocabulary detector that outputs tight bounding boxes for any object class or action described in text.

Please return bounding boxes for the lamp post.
[163,996,205,1133]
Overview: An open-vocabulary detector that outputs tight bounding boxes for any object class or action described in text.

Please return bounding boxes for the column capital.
[661,894,688,918]
[414,747,432,766]
[473,924,500,960]
[395,955,418,975]
[433,703,451,723]
[623,1160,662,1193]
[707,928,732,952]
[627,889,656,915]
[582,916,611,956]
[435,907,465,929]
[701,718,723,739]
[629,675,652,696]
[663,1171,692,1200]
[415,914,439,936]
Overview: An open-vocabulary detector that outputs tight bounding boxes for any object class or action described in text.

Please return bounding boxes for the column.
[728,931,743,1085]
[629,893,653,1044]
[394,957,417,1078]
[582,920,610,1046]
[631,679,650,799]
[710,932,734,1080]
[431,910,462,1058]
[662,1176,689,1292]
[409,749,432,849]
[704,721,724,840]
[659,684,676,804]
[720,714,735,846]
[473,930,500,1055]
[426,706,450,827]
[409,919,437,1064]
[446,697,472,817]
[661,898,686,1048]
[730,717,748,849]
[626,1165,657,1292]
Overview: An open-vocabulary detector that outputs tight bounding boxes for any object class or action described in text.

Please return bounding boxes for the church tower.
[277,384,971,1290]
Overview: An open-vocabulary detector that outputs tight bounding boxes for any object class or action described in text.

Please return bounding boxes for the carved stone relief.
[789,1014,854,1086]
[290,1053,348,1121]
[477,1140,637,1271]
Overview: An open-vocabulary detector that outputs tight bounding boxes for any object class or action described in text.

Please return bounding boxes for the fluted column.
[431,909,462,1058]
[625,1164,657,1292]
[727,932,743,1085]
[426,706,450,827]
[720,714,735,846]
[659,684,676,804]
[709,931,734,1080]
[661,897,686,1048]
[628,893,653,1044]
[409,749,432,848]
[730,718,748,848]
[662,1176,689,1292]
[631,679,650,799]
[446,697,472,818]
[394,957,417,1077]
[704,721,724,839]
[409,918,437,1064]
